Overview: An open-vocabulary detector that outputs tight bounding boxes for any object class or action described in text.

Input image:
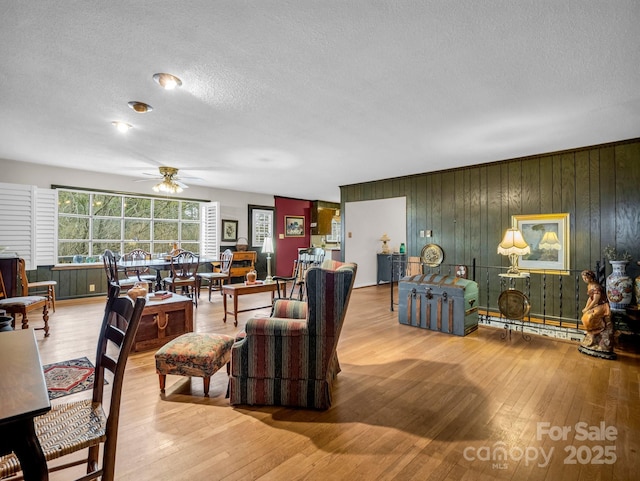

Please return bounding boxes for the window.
[249,205,274,248]
[57,189,205,263]
[326,217,342,243]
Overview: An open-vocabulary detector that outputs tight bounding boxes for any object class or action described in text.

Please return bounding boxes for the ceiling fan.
[135,166,190,194]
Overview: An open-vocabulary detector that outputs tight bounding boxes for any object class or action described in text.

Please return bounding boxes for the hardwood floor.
[35,285,640,480]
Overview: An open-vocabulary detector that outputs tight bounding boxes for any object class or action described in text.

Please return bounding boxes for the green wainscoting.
[340,138,640,322]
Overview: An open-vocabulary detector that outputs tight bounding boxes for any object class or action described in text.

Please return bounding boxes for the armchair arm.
[245,317,307,336]
[272,299,307,319]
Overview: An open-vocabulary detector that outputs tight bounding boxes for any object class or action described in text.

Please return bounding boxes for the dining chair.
[102,250,138,293]
[163,250,199,307]
[24,262,57,313]
[196,249,233,301]
[273,247,325,300]
[0,282,146,481]
[0,259,50,336]
[121,249,156,292]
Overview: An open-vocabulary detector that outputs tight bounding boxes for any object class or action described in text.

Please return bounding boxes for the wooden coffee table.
[222,282,277,326]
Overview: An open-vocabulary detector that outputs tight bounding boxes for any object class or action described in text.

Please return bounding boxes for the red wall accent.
[274,197,312,277]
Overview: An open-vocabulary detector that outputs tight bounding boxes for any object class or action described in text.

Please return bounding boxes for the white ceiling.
[1,1,639,202]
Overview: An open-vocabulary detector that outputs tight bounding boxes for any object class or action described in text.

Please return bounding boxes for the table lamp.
[262,237,274,283]
[380,233,391,254]
[497,228,530,275]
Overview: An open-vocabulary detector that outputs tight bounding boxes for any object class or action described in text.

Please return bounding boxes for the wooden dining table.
[120,256,217,291]
[0,328,51,481]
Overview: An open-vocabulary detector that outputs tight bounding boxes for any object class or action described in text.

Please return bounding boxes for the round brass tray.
[498,289,531,320]
[420,243,444,267]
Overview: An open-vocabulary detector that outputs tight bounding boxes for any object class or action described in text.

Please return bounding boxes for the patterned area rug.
[43,357,103,400]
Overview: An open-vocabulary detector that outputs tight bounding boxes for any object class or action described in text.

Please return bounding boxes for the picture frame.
[284,215,305,237]
[512,213,570,274]
[221,219,238,242]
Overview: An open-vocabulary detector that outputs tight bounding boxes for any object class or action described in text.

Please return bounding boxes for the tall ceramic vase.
[606,260,633,311]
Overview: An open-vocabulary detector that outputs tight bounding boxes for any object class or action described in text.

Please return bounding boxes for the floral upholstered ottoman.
[155,332,235,397]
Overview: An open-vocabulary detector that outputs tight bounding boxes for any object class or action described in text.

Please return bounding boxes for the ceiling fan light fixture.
[153,73,182,90]
[153,179,183,194]
[112,121,132,133]
[152,166,185,194]
[128,101,153,113]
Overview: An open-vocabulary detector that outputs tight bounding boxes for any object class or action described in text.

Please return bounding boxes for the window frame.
[56,187,206,263]
[248,205,274,248]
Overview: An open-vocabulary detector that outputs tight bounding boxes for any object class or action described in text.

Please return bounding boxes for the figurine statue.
[578,270,616,359]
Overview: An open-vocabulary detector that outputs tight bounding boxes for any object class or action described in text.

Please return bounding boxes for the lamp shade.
[539,231,561,250]
[262,237,274,254]
[497,228,530,256]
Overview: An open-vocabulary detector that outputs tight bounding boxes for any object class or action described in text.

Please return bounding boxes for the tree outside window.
[57,189,204,263]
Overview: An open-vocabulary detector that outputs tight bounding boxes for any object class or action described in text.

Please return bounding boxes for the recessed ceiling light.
[112,121,132,133]
[153,73,182,90]
[128,101,153,113]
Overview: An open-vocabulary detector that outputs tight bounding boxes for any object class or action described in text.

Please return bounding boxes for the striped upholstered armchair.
[229,261,357,409]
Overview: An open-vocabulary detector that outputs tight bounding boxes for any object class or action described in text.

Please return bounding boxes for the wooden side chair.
[121,249,156,292]
[0,259,50,336]
[273,247,325,300]
[25,265,57,313]
[163,250,199,307]
[0,282,146,481]
[196,249,233,301]
[102,250,138,294]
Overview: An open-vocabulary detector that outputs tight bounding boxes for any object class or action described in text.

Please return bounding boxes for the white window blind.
[0,183,57,270]
[35,188,58,266]
[202,202,220,260]
[0,182,36,270]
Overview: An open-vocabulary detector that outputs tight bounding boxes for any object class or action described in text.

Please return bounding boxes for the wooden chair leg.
[42,304,49,337]
[203,377,210,397]
[49,285,56,312]
[159,374,166,392]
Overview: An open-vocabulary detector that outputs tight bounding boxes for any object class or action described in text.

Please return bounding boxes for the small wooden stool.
[155,332,235,396]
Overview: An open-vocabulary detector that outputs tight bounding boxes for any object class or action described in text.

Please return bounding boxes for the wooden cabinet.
[377,253,406,284]
[0,256,19,297]
[226,251,256,279]
[311,201,340,235]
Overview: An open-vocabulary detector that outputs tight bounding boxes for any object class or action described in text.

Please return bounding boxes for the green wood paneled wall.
[341,138,640,321]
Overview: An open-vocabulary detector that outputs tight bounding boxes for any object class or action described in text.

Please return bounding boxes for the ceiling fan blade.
[133,178,160,183]
[175,180,190,189]
[175,175,204,181]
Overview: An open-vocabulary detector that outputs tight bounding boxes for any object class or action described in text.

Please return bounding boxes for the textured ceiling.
[1,1,639,202]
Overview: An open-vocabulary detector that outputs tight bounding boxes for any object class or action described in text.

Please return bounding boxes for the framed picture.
[512,213,570,274]
[221,219,238,242]
[284,215,305,237]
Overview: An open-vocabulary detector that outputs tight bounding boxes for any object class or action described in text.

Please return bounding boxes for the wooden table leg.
[4,418,49,480]
[223,292,228,323]
[233,294,239,326]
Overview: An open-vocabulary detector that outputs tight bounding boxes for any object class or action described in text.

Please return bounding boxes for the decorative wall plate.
[498,289,531,320]
[420,243,444,267]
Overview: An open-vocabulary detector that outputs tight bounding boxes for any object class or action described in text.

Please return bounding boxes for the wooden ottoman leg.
[159,374,166,392]
[203,377,210,397]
